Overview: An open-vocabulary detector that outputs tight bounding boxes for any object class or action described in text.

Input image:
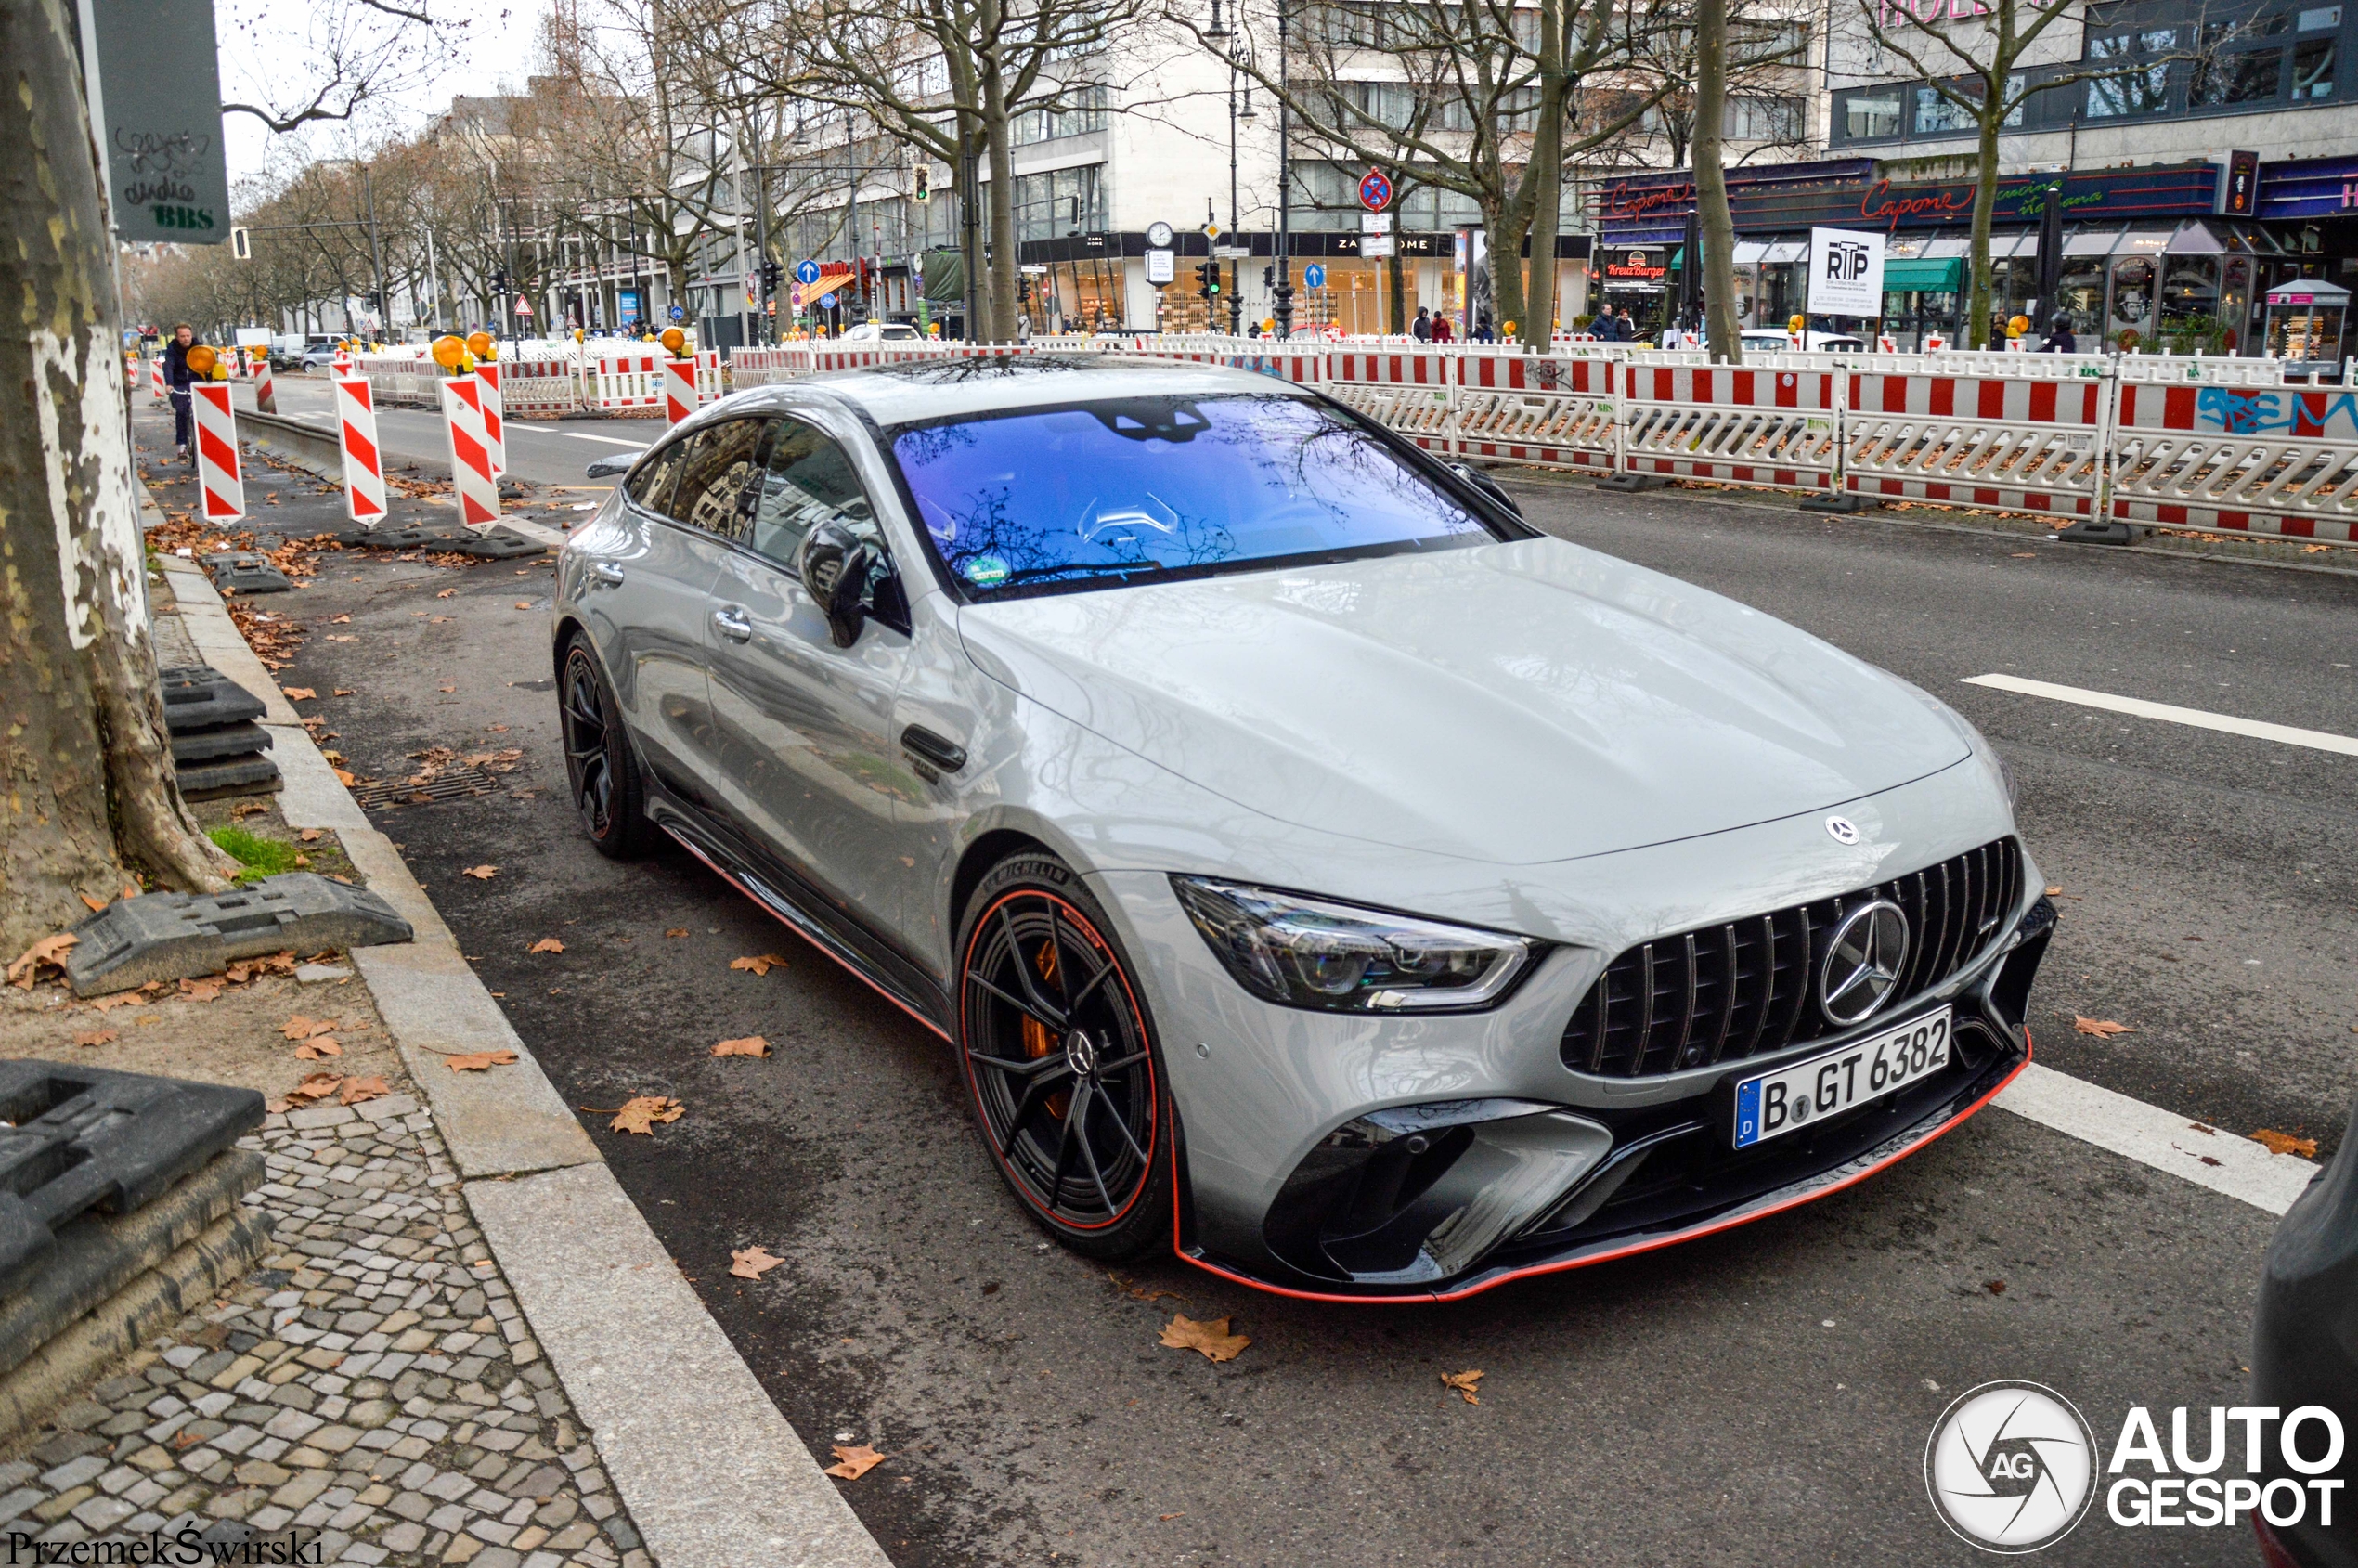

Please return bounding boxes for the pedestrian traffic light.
[490,270,511,296]
[1196,261,1221,301]
[913,164,931,204]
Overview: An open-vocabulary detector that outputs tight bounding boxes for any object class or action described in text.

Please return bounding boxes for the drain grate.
[351,763,504,810]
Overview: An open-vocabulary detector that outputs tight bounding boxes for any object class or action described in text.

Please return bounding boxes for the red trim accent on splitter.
[663,825,953,1043]
[1173,1031,2036,1305]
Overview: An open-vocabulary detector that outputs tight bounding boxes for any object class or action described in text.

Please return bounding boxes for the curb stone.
[149,494,895,1568]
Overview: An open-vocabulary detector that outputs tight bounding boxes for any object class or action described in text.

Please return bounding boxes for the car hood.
[953,538,1973,864]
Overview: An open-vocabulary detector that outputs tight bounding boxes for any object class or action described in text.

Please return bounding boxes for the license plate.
[1731,1008,1952,1149]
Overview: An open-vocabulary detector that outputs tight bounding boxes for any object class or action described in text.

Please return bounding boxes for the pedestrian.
[1247,321,1262,339]
[162,322,198,463]
[1412,305,1432,343]
[1432,312,1454,344]
[2039,312,2077,354]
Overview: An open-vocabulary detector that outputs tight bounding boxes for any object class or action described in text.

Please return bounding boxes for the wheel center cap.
[1065,1029,1097,1079]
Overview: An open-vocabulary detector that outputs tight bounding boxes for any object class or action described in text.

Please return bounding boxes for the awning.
[1883,256,1963,292]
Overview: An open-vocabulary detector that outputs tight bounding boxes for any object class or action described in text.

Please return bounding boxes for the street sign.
[86,0,233,244]
[1211,245,1249,259]
[819,292,837,310]
[1361,211,1393,234]
[1357,168,1393,213]
[1202,221,1223,240]
[1304,264,1327,289]
[1362,235,1396,259]
[669,305,685,322]
[515,295,534,318]
[1146,249,1174,285]
[795,260,823,286]
[1147,221,1174,248]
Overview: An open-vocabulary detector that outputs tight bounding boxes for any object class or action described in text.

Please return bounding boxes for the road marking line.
[1963,673,2358,757]
[564,433,646,448]
[509,423,559,432]
[1994,1063,2317,1214]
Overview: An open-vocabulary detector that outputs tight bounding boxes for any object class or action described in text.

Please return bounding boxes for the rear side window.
[626,438,690,516]
[668,419,769,534]
[746,419,876,569]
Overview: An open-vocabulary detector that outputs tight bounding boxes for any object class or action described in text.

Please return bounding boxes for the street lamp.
[1225,36,1253,333]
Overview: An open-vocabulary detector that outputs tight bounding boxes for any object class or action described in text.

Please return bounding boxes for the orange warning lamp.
[659,326,688,356]
[185,344,216,377]
[465,330,495,361]
[431,336,467,370]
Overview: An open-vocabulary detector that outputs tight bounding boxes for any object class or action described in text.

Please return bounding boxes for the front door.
[703,415,923,944]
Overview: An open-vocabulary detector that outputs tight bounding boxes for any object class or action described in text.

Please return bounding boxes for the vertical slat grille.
[1561,836,2026,1078]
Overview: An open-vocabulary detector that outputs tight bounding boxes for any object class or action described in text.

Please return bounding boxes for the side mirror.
[1447,461,1523,522]
[797,519,887,649]
[584,453,635,479]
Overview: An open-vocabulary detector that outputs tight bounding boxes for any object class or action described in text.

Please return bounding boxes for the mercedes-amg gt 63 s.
[554,355,2054,1302]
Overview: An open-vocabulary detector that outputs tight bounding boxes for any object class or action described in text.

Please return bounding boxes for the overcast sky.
[219,0,551,188]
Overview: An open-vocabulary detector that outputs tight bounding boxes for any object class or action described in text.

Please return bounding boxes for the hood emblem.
[1824,816,1861,846]
[1820,901,1910,1027]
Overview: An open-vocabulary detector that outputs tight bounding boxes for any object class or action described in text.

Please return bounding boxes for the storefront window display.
[2109,254,2158,350]
[2157,255,2224,352]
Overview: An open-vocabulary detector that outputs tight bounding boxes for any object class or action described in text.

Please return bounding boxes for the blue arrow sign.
[1304,264,1327,289]
[795,260,823,286]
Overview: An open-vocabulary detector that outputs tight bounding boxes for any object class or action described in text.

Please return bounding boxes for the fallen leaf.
[87,993,140,1012]
[1984,1279,2007,1295]
[2187,1121,2218,1135]
[73,1030,117,1048]
[436,588,457,598]
[298,829,321,842]
[665,928,689,938]
[282,687,316,700]
[332,768,356,787]
[713,1036,772,1058]
[326,635,357,642]
[528,938,564,954]
[280,1015,334,1040]
[607,1095,684,1134]
[730,1246,785,1279]
[283,1072,343,1104]
[823,1445,887,1480]
[78,892,107,914]
[514,602,533,610]
[1160,1513,1185,1522]
[438,684,457,693]
[730,953,789,976]
[2197,1154,2223,1167]
[2073,1016,2135,1038]
[1159,1314,1249,1363]
[462,864,499,880]
[2010,551,2037,558]
[294,1037,343,1060]
[1440,1368,1484,1405]
[330,614,350,624]
[447,1050,519,1071]
[338,1075,389,1106]
[179,977,225,1002]
[2253,1129,2320,1159]
[6,932,79,990]
[333,688,354,696]
[2044,885,2064,896]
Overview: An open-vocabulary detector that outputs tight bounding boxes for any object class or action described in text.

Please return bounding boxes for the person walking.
[1593,307,1623,343]
[2038,312,2077,354]
[1432,312,1454,344]
[163,323,198,463]
[1411,305,1432,343]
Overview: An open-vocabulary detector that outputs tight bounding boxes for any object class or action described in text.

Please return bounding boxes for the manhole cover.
[351,763,503,810]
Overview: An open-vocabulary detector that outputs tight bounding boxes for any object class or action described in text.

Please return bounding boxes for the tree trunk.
[1522,0,1567,350]
[2,0,234,956]
[1692,0,1743,364]
[1387,251,1405,338]
[1483,195,1531,343]
[980,65,1018,344]
[1966,103,2002,349]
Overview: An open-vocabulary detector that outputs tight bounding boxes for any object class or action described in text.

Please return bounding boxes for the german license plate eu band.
[1732,1008,1952,1150]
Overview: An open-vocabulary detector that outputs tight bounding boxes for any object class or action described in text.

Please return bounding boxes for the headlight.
[1169,877,1535,1013]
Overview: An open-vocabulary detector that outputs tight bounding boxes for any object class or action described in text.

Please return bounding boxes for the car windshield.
[888,393,1498,598]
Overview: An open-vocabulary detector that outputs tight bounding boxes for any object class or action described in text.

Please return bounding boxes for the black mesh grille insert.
[1560,837,2023,1078]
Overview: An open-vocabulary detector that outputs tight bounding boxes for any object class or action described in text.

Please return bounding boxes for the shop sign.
[1602,248,1667,282]
[1807,227,1885,316]
[2256,154,2358,218]
[1602,161,2220,239]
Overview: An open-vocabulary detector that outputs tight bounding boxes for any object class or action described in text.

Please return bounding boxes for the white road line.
[1994,1063,2319,1214]
[509,423,560,433]
[1963,673,2358,757]
[564,433,646,448]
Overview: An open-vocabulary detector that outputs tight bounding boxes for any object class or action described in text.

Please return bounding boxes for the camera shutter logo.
[1819,900,1908,1026]
[1925,1382,2098,1553]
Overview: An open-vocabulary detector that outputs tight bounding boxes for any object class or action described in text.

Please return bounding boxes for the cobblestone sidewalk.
[0,1093,654,1568]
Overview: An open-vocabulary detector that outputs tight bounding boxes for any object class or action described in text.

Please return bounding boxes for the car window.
[625,435,692,517]
[667,418,768,534]
[746,418,877,569]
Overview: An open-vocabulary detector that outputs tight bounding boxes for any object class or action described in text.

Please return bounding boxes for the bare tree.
[1692,0,1739,360]
[217,0,469,133]
[3,0,236,955]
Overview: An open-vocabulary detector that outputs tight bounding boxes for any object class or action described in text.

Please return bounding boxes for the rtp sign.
[1806,227,1885,317]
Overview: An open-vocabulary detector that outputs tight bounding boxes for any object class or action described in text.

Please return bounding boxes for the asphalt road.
[151,394,2358,1566]
[241,371,650,490]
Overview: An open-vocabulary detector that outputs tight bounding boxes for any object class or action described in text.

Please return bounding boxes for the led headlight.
[1170,877,1535,1013]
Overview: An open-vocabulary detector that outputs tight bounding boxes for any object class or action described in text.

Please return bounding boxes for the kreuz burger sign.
[1603,249,1667,281]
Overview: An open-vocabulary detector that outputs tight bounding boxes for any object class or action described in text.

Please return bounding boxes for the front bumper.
[1095,856,2054,1302]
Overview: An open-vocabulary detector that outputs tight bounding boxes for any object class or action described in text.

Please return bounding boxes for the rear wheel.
[956,853,1173,1261]
[559,639,657,860]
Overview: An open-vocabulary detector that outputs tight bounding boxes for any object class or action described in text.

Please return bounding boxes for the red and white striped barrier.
[590,348,664,411]
[1326,350,1459,453]
[1622,359,1842,493]
[728,346,811,388]
[333,375,387,525]
[2109,375,2358,542]
[1841,364,2107,518]
[190,382,244,524]
[149,357,167,405]
[474,362,507,475]
[439,376,500,527]
[331,347,353,377]
[1455,353,1621,473]
[662,356,698,423]
[253,356,277,415]
[496,356,579,419]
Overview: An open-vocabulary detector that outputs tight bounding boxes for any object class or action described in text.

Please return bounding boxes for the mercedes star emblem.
[1825,816,1861,845]
[1820,901,1910,1026]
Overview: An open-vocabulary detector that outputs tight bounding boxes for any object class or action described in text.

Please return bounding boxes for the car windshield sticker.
[965,555,1009,586]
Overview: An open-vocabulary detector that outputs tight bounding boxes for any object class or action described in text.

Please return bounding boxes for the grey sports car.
[553,355,2055,1302]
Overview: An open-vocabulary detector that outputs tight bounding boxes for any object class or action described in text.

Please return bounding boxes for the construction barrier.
[662,357,698,424]
[253,358,277,415]
[1841,361,2107,519]
[475,362,507,475]
[190,382,243,524]
[589,347,666,412]
[1620,356,1843,494]
[439,376,499,527]
[333,375,386,525]
[1454,353,1623,475]
[495,356,580,419]
[1326,350,1461,454]
[2109,368,2358,542]
[149,358,167,406]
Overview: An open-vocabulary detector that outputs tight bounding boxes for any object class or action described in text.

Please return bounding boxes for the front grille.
[1560,836,2024,1078]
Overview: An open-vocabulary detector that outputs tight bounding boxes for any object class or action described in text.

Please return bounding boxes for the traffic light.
[913,164,931,204]
[1196,261,1221,302]
[490,269,511,296]
[230,227,251,260]
[759,259,784,295]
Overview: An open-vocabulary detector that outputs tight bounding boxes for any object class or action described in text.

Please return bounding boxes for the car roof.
[709,354,1319,427]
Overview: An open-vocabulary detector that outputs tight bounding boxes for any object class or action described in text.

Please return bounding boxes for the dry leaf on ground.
[268,1072,347,1113]
[1440,1369,1484,1405]
[712,1036,772,1058]
[338,1076,389,1106]
[528,938,564,954]
[730,1246,785,1279]
[435,588,457,599]
[606,1095,684,1134]
[664,928,689,938]
[730,954,788,976]
[298,829,321,842]
[281,1015,337,1040]
[447,1050,518,1072]
[1159,1314,1250,1363]
[330,614,350,624]
[823,1445,887,1480]
[2253,1129,2320,1159]
[2044,885,2064,896]
[73,1030,117,1048]
[281,687,316,700]
[514,602,532,610]
[295,1038,343,1060]
[7,933,78,990]
[462,865,499,880]
[78,892,107,914]
[2074,1016,2135,1038]
[180,977,226,1003]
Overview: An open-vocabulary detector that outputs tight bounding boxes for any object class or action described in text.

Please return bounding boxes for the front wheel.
[558,638,657,860]
[956,852,1173,1261]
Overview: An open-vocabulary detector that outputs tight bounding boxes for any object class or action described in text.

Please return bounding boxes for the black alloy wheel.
[957,853,1172,1260]
[559,639,655,859]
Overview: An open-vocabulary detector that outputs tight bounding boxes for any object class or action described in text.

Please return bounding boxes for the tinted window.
[889,394,1496,599]
[625,438,690,515]
[668,419,768,534]
[747,420,877,568]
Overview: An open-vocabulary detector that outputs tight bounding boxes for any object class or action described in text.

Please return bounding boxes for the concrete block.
[66,874,412,996]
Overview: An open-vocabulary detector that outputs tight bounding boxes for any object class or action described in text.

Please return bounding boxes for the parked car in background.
[1740,330,1870,354]
[2250,1110,2351,1568]
[840,321,923,342]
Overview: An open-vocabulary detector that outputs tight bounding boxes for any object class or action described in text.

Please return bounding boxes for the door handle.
[590,561,625,587]
[712,606,754,642]
[900,724,966,774]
